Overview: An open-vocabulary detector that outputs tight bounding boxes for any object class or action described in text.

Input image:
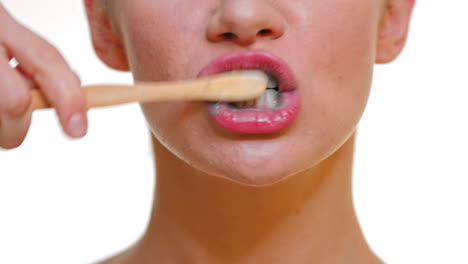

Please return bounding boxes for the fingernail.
[67,113,87,138]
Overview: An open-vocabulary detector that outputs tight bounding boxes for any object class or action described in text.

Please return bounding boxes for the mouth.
[198,50,301,134]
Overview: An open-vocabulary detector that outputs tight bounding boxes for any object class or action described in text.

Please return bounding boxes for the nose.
[206,0,285,46]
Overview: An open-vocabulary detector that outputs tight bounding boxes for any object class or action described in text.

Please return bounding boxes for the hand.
[0,4,88,149]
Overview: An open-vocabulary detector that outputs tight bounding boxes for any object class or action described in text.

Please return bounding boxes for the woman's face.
[108,0,386,185]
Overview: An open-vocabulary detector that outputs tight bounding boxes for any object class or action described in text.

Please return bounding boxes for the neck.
[130,133,380,264]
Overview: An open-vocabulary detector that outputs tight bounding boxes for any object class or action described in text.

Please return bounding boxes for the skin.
[0,0,415,263]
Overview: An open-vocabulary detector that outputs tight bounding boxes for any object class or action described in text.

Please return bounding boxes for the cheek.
[119,1,209,82]
[294,2,379,134]
[141,101,209,165]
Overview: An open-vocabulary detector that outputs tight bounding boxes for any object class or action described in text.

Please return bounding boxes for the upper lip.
[197,50,297,93]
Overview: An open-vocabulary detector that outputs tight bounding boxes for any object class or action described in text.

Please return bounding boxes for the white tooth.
[267,76,278,89]
[266,89,279,108]
[256,89,278,109]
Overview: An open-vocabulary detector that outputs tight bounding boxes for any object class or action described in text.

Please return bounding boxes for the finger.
[0,46,33,149]
[15,63,37,89]
[0,45,32,117]
[0,45,13,62]
[2,21,88,138]
[0,109,32,149]
[0,3,13,24]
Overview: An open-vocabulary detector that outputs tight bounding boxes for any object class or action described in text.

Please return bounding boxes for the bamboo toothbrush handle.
[31,85,140,110]
[30,71,268,110]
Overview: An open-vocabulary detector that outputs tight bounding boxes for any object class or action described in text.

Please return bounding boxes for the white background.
[0,1,467,263]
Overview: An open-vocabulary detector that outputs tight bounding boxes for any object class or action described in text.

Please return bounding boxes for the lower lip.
[207,91,301,134]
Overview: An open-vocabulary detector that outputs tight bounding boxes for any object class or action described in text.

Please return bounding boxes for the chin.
[218,168,295,187]
[200,142,306,187]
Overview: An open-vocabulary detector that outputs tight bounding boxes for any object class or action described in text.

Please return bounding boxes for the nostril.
[222,32,236,40]
[258,29,272,36]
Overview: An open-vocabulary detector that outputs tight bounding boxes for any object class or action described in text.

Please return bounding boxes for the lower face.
[114,0,383,185]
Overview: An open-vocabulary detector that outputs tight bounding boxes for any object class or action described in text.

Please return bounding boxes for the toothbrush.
[31,70,268,110]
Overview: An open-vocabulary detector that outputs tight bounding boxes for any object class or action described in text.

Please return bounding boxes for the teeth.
[234,89,279,109]
[256,89,279,109]
[231,73,281,109]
